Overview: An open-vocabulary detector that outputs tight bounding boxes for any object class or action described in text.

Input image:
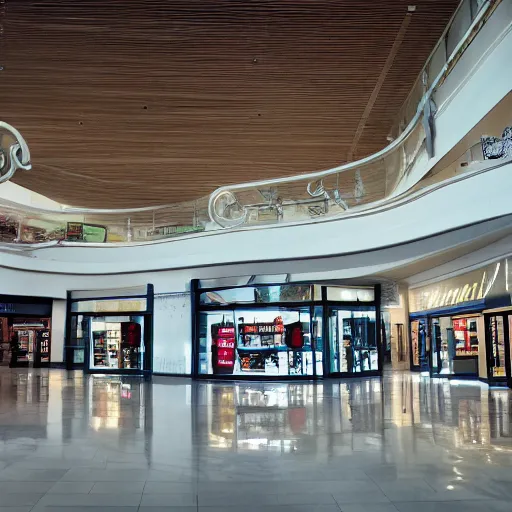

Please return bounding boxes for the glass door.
[509,315,512,383]
[328,306,379,376]
[486,314,510,383]
[86,316,145,372]
[410,318,429,372]
[312,306,324,377]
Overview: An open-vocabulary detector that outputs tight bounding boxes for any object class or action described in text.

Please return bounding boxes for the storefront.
[192,280,382,379]
[66,285,154,375]
[0,296,53,368]
[408,257,512,380]
[483,307,512,386]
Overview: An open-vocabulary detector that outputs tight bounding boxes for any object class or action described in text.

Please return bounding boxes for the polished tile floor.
[0,369,512,511]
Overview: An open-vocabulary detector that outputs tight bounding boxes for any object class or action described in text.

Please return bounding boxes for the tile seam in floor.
[330,492,343,511]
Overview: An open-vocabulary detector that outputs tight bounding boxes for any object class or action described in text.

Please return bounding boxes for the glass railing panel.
[131,201,205,242]
[0,210,21,243]
[209,117,429,230]
[82,213,129,243]
[427,39,448,89]
[446,0,473,57]
[19,213,71,243]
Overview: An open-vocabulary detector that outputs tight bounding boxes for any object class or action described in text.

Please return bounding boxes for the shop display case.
[195,282,381,379]
[237,320,288,376]
[329,308,379,376]
[106,323,121,369]
[16,330,32,365]
[429,316,480,376]
[120,322,142,369]
[90,320,142,370]
[453,318,479,356]
[92,326,108,368]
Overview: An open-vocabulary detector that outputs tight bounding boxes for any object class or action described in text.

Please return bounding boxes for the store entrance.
[74,315,147,373]
[0,317,51,368]
[486,313,512,386]
[328,306,379,376]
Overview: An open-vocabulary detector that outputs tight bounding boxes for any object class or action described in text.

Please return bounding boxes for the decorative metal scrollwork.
[209,190,248,228]
[306,179,350,211]
[481,126,512,160]
[0,121,31,183]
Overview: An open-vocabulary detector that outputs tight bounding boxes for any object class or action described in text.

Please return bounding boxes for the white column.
[50,299,67,363]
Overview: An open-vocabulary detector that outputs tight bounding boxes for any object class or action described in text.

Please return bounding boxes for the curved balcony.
[0,0,506,248]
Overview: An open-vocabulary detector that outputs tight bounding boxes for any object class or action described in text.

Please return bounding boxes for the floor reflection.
[1,368,512,509]
[1,369,512,456]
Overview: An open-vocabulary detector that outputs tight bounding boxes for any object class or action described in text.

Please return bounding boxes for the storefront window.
[69,315,86,365]
[431,317,451,374]
[312,306,324,376]
[431,315,480,376]
[198,308,314,377]
[410,318,430,372]
[489,315,506,378]
[326,287,374,302]
[509,315,512,372]
[328,307,378,374]
[71,298,147,314]
[381,311,391,358]
[3,317,51,368]
[85,316,145,371]
[453,317,480,356]
[200,285,312,306]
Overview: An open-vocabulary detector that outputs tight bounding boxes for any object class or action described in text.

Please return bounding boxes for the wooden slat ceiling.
[0,0,459,208]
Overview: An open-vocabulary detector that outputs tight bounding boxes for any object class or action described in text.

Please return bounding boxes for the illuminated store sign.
[71,299,147,313]
[409,258,512,313]
[0,303,51,316]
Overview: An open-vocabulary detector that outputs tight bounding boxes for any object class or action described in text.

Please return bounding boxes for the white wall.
[50,299,66,363]
[477,315,487,379]
[387,286,410,371]
[0,181,63,210]
[153,294,192,375]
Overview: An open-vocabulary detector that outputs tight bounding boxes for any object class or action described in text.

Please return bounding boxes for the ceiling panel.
[0,0,459,207]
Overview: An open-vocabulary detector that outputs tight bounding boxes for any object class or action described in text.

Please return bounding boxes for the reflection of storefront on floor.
[195,380,384,455]
[87,375,148,431]
[0,370,49,440]
[408,257,512,380]
[409,312,482,376]
[202,383,312,452]
[0,296,53,368]
[193,280,382,379]
[66,285,154,375]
